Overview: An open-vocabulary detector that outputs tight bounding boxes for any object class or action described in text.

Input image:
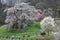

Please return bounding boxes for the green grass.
[0,22,40,36]
[0,22,55,40]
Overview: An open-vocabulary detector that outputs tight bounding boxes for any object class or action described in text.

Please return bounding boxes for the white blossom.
[4,3,43,31]
[40,16,56,32]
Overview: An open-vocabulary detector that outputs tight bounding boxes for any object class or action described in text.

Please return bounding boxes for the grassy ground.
[0,22,40,36]
[0,22,55,40]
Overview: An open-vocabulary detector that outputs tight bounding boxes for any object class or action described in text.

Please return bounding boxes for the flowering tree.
[42,8,54,17]
[4,3,44,32]
[40,16,56,35]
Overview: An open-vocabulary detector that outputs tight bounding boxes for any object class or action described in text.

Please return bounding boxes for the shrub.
[40,16,56,35]
[4,3,41,32]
